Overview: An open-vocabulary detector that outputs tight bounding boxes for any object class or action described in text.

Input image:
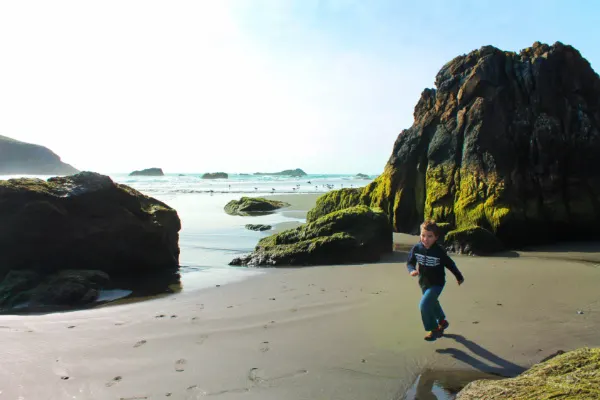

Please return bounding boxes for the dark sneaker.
[438,319,449,332]
[424,329,442,342]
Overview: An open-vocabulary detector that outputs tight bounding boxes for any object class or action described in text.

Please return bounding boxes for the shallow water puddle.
[403,369,504,400]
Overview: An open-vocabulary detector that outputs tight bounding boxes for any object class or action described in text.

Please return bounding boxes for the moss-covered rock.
[444,226,504,255]
[202,172,228,179]
[225,197,290,216]
[457,347,600,399]
[356,42,600,249]
[306,188,364,222]
[245,224,272,231]
[230,205,392,266]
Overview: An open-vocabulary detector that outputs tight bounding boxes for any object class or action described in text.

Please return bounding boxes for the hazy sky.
[0,1,598,174]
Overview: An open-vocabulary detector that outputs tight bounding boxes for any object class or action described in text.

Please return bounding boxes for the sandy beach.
[1,194,599,400]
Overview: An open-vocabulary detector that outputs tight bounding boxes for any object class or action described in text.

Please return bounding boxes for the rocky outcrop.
[225,197,290,216]
[341,42,600,248]
[0,135,79,175]
[129,168,164,176]
[355,173,370,179]
[245,224,272,231]
[230,206,392,266]
[202,172,228,179]
[457,348,600,399]
[254,169,307,177]
[0,172,181,311]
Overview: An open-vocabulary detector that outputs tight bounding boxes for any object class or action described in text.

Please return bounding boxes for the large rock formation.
[457,348,600,399]
[325,42,600,248]
[129,168,164,176]
[0,135,79,175]
[0,172,181,311]
[230,206,392,266]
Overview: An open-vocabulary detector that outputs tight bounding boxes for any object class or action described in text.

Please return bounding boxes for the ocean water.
[111,173,375,291]
[1,172,375,301]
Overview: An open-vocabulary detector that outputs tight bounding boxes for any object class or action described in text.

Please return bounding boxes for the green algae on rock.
[229,205,393,266]
[457,348,600,400]
[224,197,290,216]
[306,188,363,222]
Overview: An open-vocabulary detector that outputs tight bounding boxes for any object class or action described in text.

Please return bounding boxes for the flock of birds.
[206,181,354,194]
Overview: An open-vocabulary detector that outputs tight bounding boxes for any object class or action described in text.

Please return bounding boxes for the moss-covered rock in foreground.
[457,348,600,399]
[225,197,290,216]
[306,188,363,222]
[230,205,392,266]
[444,226,504,255]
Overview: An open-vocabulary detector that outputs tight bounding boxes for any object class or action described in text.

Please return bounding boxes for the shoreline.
[1,192,599,399]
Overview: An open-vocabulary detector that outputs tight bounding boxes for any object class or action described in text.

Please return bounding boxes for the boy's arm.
[407,246,417,273]
[442,252,464,282]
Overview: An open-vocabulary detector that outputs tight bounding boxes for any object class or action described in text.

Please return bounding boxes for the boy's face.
[420,228,438,249]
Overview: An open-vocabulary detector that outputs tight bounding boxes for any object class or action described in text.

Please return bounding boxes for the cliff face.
[0,135,78,175]
[362,42,600,246]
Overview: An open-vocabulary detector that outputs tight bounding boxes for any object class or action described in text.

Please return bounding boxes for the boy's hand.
[410,270,419,277]
[457,279,464,286]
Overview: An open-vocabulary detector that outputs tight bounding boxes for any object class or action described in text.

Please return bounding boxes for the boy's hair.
[420,219,441,237]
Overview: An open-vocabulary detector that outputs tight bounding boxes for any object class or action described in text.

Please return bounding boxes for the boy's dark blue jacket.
[407,242,464,289]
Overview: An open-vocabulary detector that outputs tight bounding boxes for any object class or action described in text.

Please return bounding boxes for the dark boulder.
[443,226,504,255]
[230,206,393,266]
[202,172,228,179]
[0,269,110,310]
[0,172,181,310]
[225,197,290,216]
[129,168,164,176]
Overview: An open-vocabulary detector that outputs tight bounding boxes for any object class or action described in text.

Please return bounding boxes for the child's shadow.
[436,333,526,376]
[403,334,526,399]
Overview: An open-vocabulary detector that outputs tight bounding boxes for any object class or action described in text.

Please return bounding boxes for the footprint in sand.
[260,341,270,353]
[196,334,208,345]
[155,314,166,319]
[105,376,122,387]
[175,359,187,372]
[134,340,147,348]
[248,367,308,385]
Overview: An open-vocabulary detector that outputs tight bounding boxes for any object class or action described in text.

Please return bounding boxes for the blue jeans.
[420,286,446,331]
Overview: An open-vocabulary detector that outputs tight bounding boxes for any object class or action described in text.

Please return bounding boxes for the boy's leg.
[432,288,446,323]
[419,286,444,331]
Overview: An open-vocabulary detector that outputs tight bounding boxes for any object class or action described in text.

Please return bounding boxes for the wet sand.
[1,193,599,399]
